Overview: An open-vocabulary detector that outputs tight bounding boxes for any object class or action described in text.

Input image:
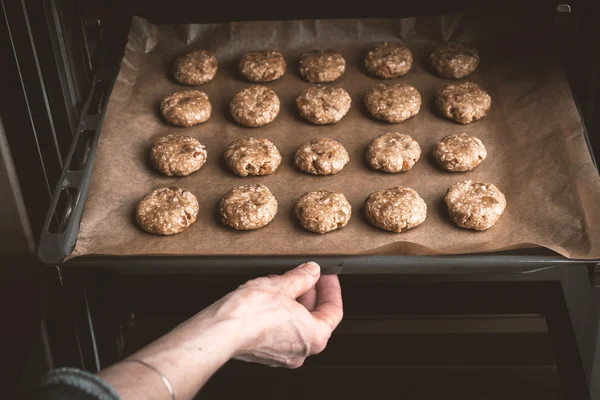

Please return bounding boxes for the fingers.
[311,275,343,332]
[303,275,343,356]
[234,354,305,369]
[278,262,321,298]
[297,286,318,311]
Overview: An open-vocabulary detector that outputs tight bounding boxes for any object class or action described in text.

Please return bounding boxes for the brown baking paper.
[71,14,600,260]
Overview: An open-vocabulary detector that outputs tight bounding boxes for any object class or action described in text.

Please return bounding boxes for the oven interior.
[3,0,599,398]
[45,270,570,399]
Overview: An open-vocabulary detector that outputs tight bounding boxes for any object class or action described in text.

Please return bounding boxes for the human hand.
[214,262,343,368]
[97,262,341,400]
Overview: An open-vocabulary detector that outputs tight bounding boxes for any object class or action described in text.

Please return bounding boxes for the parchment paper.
[71,13,600,260]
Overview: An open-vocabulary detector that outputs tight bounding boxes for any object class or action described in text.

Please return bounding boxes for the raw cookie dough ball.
[136,186,199,235]
[296,86,351,124]
[365,41,413,79]
[224,137,282,177]
[239,50,287,82]
[436,81,491,124]
[150,134,207,177]
[445,180,506,231]
[295,190,352,234]
[366,132,421,173]
[160,90,212,127]
[434,133,487,172]
[219,183,278,230]
[294,138,349,175]
[172,50,218,85]
[430,42,480,79]
[365,187,427,233]
[365,83,421,123]
[230,85,280,127]
[299,50,346,83]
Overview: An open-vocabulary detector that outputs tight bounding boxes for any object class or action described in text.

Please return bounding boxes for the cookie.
[434,133,487,172]
[436,81,491,124]
[220,184,278,230]
[365,187,427,233]
[150,134,207,177]
[299,50,346,83]
[294,138,349,175]
[296,86,351,124]
[365,83,421,123]
[366,132,421,173]
[224,137,282,177]
[230,85,280,127]
[172,50,218,85]
[445,180,506,230]
[239,50,286,82]
[295,190,352,234]
[431,42,480,79]
[365,41,413,79]
[160,90,211,127]
[136,186,199,235]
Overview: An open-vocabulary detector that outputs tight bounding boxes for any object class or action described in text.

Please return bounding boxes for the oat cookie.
[150,134,207,177]
[365,83,421,123]
[160,90,211,127]
[436,81,491,124]
[220,184,278,230]
[365,187,427,233]
[136,186,199,235]
[172,50,218,85]
[295,190,352,234]
[294,138,349,175]
[224,137,282,177]
[365,42,413,79]
[230,85,280,127]
[366,132,421,173]
[239,50,286,82]
[299,50,346,83]
[434,133,487,172]
[445,180,506,230]
[431,42,480,79]
[296,86,351,124]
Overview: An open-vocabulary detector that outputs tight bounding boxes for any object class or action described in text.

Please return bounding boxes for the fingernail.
[302,261,320,276]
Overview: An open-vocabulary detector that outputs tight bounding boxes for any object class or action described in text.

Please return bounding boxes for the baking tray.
[38,17,600,273]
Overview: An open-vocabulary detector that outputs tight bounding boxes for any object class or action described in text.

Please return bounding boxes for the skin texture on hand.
[98,262,343,400]
[224,262,343,368]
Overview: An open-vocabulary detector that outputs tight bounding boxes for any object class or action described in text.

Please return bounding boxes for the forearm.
[98,306,241,400]
[95,263,342,399]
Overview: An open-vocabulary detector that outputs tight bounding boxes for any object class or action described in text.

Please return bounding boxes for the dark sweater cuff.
[41,368,120,400]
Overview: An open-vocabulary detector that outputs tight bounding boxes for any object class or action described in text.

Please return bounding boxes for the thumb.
[278,262,321,298]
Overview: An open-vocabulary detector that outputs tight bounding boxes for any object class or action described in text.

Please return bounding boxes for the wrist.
[125,310,242,400]
[208,290,271,356]
[181,309,244,361]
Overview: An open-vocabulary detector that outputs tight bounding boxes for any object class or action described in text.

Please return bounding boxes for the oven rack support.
[38,66,119,265]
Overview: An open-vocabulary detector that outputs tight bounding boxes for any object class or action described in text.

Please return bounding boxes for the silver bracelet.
[124,359,175,400]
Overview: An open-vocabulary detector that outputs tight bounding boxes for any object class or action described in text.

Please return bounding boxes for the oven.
[2,0,599,399]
